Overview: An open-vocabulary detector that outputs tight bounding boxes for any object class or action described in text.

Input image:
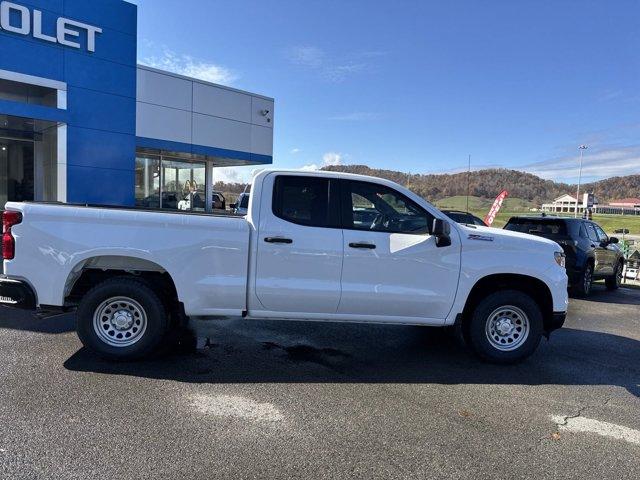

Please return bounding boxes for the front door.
[585,222,609,275]
[254,174,343,314]
[338,179,460,321]
[593,224,616,275]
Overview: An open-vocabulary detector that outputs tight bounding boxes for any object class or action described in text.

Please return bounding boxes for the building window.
[161,159,206,212]
[135,154,160,208]
[135,151,206,212]
[0,78,58,108]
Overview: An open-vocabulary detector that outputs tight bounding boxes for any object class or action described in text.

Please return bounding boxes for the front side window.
[594,224,608,243]
[272,176,334,228]
[344,181,432,234]
[585,223,599,243]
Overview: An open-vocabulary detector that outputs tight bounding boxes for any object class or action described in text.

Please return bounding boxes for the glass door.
[161,159,206,212]
[0,138,35,207]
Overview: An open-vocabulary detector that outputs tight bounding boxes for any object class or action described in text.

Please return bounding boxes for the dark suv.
[504,216,624,296]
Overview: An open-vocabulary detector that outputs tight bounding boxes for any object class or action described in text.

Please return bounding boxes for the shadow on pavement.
[0,307,75,334]
[64,320,640,398]
[580,284,640,305]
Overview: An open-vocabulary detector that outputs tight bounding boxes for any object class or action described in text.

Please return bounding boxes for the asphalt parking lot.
[1,285,639,479]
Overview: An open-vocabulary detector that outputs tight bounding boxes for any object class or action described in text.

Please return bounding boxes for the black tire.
[572,262,593,297]
[463,290,543,364]
[76,278,169,360]
[605,261,623,290]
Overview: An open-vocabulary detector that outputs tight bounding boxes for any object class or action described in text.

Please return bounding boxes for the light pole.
[575,145,588,218]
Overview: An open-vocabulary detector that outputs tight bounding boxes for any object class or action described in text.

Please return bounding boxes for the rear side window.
[272,176,336,228]
[505,218,568,236]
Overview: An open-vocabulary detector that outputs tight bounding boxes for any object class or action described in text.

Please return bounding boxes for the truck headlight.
[554,251,566,268]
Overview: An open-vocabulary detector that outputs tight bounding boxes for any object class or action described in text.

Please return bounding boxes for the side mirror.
[432,218,452,247]
[609,236,619,244]
[230,203,238,210]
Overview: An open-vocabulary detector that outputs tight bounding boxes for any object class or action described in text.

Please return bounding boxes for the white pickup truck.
[0,170,568,363]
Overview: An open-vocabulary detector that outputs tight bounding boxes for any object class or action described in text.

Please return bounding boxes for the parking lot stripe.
[551,415,640,446]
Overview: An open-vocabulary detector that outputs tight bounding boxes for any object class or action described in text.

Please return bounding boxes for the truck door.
[254,174,343,314]
[337,179,460,320]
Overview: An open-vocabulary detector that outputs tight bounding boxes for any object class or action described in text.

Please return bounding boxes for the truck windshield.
[505,218,568,236]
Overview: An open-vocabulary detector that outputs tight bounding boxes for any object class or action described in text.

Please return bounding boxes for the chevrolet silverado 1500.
[0,170,568,363]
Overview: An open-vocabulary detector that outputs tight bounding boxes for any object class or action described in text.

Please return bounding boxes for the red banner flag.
[484,190,509,226]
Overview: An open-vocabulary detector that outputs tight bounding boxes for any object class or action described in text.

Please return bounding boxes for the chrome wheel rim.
[485,305,530,352]
[93,297,147,348]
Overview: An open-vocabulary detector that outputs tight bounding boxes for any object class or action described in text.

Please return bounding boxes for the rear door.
[338,179,460,320]
[254,174,343,314]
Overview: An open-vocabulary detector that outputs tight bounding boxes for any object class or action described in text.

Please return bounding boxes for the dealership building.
[0,0,274,211]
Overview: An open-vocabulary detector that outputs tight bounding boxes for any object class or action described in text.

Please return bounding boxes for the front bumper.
[545,311,566,335]
[0,278,36,310]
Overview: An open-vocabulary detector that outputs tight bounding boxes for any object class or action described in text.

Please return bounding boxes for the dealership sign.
[0,1,102,53]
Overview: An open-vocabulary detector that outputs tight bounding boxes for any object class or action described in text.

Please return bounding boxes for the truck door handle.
[264,237,293,244]
[349,242,376,249]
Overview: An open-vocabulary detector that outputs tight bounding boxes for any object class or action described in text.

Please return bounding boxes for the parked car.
[0,170,568,364]
[442,210,487,226]
[504,216,624,296]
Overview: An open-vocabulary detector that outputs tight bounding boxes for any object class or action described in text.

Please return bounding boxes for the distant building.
[542,193,597,214]
[609,198,640,209]
[542,194,640,216]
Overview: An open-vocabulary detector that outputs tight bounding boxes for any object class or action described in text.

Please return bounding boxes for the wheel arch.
[64,255,180,310]
[461,273,554,332]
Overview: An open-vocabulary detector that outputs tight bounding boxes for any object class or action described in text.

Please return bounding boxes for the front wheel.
[76,278,169,360]
[464,290,543,364]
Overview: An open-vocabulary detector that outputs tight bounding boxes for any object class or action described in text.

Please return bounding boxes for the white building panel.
[136,102,192,144]
[192,113,251,153]
[193,82,252,123]
[136,68,192,111]
[251,124,274,156]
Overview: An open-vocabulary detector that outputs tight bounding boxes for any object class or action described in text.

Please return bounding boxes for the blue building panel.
[67,86,136,135]
[68,127,135,171]
[64,0,137,36]
[67,165,135,206]
[0,32,64,80]
[64,53,136,98]
[13,0,63,13]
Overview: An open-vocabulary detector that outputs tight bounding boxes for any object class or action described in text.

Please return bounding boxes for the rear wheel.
[605,261,623,290]
[572,262,593,297]
[76,278,169,360]
[464,290,543,364]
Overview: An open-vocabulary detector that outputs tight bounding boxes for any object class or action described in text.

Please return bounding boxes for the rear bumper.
[0,277,36,310]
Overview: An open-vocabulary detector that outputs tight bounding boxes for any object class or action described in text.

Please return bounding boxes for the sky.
[132,0,640,185]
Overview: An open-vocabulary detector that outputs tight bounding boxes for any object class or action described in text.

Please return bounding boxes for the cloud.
[329,112,382,121]
[302,152,345,171]
[286,46,370,83]
[520,145,640,182]
[290,148,301,154]
[212,166,263,184]
[287,46,325,68]
[140,49,238,85]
